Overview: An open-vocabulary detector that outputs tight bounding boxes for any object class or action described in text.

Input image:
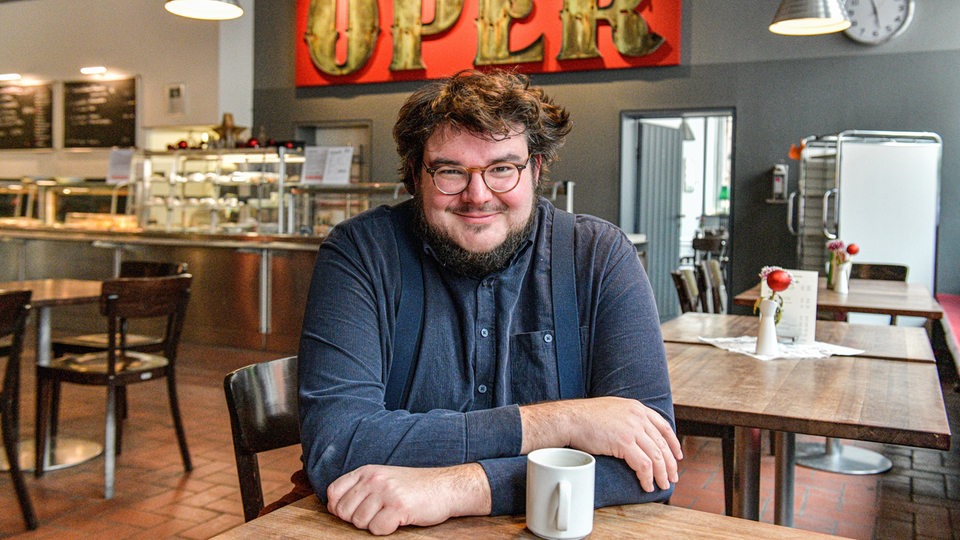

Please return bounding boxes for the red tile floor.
[1,341,958,538]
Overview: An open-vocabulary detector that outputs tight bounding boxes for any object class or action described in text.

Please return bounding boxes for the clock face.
[844,0,915,45]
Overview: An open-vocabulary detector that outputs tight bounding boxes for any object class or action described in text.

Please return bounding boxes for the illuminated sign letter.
[391,0,464,71]
[304,0,380,76]
[558,0,663,60]
[474,0,544,66]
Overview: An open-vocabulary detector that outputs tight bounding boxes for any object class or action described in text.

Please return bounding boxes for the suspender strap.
[385,202,423,410]
[551,209,584,399]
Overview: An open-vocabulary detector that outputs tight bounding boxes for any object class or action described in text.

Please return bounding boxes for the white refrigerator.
[787,130,942,325]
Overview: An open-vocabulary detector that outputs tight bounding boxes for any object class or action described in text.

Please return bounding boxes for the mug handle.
[556,480,571,531]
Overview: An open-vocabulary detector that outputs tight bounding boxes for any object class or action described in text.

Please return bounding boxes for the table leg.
[32,306,102,472]
[774,432,795,527]
[732,426,761,520]
[796,437,892,475]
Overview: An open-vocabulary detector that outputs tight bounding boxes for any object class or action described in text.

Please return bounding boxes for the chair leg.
[721,429,735,517]
[34,376,52,478]
[49,381,60,440]
[166,371,192,472]
[104,385,117,499]
[115,388,124,456]
[3,400,38,530]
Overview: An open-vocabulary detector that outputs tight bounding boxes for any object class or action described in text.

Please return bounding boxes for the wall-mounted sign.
[63,78,137,148]
[0,83,53,149]
[295,0,682,87]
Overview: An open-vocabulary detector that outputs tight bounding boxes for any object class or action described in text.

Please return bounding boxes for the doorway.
[619,109,734,321]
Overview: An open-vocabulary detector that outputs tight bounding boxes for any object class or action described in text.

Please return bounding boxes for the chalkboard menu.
[0,83,53,149]
[63,78,137,148]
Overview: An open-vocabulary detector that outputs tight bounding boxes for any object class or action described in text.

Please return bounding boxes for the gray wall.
[254,1,960,302]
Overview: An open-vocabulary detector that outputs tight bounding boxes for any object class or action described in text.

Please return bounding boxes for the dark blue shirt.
[298,197,674,515]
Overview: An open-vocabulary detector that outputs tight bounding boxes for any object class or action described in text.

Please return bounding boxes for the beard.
[413,195,537,279]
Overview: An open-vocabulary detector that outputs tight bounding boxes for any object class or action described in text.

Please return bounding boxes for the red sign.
[295,0,682,87]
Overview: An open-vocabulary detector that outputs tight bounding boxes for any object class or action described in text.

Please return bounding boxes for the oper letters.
[295,0,682,86]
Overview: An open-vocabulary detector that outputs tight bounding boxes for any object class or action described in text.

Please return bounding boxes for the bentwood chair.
[35,275,193,499]
[224,356,302,522]
[847,263,909,324]
[1,290,38,530]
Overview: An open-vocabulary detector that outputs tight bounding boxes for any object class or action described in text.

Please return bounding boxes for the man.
[298,69,681,535]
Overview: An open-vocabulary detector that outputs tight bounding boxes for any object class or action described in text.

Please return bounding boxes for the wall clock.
[844,0,915,45]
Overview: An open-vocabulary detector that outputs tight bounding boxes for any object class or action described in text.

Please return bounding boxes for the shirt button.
[544,333,553,343]
[480,328,489,338]
[477,384,488,394]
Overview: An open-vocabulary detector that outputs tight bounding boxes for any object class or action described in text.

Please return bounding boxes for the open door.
[635,123,683,321]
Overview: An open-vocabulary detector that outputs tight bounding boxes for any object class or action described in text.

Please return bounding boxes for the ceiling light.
[0,73,23,82]
[164,0,243,21]
[769,0,851,36]
[80,66,107,75]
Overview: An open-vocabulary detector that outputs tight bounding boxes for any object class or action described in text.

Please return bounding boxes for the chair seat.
[47,351,168,380]
[54,333,164,351]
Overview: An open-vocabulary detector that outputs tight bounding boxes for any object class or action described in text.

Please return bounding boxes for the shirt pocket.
[509,329,558,404]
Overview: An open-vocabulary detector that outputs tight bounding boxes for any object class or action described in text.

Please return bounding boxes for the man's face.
[417,125,538,255]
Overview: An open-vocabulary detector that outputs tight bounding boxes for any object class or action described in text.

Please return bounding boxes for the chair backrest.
[119,260,189,278]
[670,271,697,313]
[851,263,908,282]
[100,274,192,364]
[223,355,300,522]
[701,259,727,313]
[1,290,32,406]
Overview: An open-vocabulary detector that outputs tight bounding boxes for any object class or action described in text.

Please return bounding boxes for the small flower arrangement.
[827,240,859,288]
[753,266,793,324]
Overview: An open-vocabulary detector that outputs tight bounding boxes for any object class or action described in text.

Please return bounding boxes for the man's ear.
[532,155,543,184]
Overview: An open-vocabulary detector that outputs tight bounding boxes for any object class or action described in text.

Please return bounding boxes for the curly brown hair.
[393,69,572,194]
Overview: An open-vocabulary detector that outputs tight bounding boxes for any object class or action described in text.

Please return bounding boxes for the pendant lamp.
[769,0,850,36]
[165,0,243,21]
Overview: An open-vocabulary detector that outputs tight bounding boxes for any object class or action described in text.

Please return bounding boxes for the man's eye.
[487,165,513,175]
[436,167,467,177]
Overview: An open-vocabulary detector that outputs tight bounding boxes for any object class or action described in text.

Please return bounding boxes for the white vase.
[755,298,780,356]
[835,261,851,294]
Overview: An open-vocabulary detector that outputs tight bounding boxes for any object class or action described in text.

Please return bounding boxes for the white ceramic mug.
[526,448,596,540]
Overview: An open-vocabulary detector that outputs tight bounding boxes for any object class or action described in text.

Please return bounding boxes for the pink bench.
[937,294,960,376]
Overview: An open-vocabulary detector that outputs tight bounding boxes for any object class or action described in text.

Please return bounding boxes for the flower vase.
[755,299,780,356]
[834,261,851,294]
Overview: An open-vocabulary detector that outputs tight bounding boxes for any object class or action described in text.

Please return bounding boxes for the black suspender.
[385,205,584,410]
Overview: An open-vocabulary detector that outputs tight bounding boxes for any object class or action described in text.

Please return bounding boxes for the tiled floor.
[1,341,958,538]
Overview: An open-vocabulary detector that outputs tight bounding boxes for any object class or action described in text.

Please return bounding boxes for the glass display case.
[130,147,407,235]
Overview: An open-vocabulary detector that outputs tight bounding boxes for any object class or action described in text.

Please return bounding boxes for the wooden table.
[213,494,842,539]
[733,278,943,320]
[0,279,104,472]
[662,312,936,363]
[662,318,950,526]
[734,278,944,478]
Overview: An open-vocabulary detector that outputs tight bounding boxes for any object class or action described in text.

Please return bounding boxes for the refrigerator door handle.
[786,191,798,235]
[822,188,838,239]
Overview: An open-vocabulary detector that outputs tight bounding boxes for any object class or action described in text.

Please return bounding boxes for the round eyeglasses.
[423,158,529,195]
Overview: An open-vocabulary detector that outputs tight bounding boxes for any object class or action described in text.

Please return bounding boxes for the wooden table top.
[733,278,943,320]
[213,495,842,539]
[661,312,936,363]
[0,278,102,307]
[665,341,950,450]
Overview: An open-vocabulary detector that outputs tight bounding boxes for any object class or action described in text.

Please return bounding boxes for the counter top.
[0,222,324,252]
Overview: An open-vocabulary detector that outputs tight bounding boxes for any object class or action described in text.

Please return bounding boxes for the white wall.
[0,0,252,177]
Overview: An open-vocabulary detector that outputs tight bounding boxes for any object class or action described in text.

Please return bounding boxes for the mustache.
[448,203,508,214]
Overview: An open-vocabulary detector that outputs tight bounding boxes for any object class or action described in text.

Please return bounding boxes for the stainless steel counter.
[0,225,322,352]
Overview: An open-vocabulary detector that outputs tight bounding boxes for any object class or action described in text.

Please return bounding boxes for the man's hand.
[520,397,683,492]
[326,463,491,535]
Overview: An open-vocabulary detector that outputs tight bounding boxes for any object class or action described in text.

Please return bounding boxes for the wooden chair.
[670,271,698,313]
[700,259,727,314]
[52,260,189,357]
[224,356,301,522]
[848,263,909,324]
[35,274,194,499]
[1,290,38,530]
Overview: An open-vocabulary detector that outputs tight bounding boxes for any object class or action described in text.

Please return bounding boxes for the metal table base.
[796,437,892,475]
[0,438,103,472]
